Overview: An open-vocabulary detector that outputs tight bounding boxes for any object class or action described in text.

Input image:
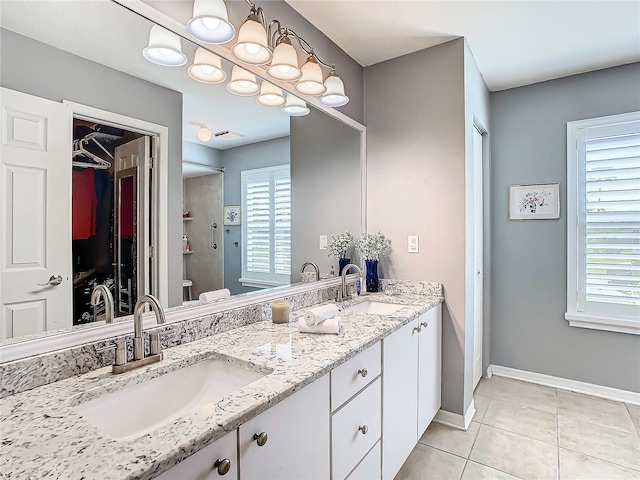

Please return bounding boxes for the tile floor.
[396,375,640,480]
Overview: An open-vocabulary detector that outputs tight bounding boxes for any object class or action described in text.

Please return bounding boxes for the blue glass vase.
[338,258,351,276]
[365,259,379,293]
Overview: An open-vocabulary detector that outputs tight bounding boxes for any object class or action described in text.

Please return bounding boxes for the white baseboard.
[489,364,640,406]
[433,399,476,431]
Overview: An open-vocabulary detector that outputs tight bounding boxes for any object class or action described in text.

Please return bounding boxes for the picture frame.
[509,183,560,220]
[224,205,241,226]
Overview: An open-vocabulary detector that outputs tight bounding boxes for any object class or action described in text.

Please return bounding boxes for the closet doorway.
[72,119,153,324]
[182,162,224,304]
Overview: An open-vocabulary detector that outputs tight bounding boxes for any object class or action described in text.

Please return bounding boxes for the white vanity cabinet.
[156,430,238,480]
[238,374,330,480]
[382,305,442,479]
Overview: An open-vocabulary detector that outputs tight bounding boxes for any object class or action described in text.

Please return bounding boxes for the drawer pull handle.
[357,368,368,378]
[213,458,231,476]
[421,321,429,328]
[253,432,268,446]
[358,425,368,435]
[413,326,422,333]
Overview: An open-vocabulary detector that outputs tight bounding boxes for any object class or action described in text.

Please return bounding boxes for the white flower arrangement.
[355,232,391,261]
[327,231,354,259]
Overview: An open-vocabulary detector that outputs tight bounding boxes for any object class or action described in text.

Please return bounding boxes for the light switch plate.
[319,235,328,250]
[408,235,419,253]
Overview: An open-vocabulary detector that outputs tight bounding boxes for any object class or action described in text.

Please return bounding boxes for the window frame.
[566,111,640,335]
[240,164,291,288]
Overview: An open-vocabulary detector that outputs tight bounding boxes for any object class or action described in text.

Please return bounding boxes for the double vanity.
[0,286,442,479]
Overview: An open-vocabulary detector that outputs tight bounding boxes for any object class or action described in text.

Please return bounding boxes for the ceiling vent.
[214,130,244,141]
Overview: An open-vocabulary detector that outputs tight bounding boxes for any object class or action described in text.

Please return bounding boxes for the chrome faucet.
[133,294,166,361]
[300,261,320,281]
[90,285,114,324]
[338,263,362,302]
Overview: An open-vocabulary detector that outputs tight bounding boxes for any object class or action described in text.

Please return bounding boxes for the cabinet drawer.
[346,441,381,480]
[331,342,381,410]
[156,430,237,480]
[332,377,381,480]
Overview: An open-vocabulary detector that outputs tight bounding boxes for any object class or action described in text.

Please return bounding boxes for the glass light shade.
[320,73,349,107]
[231,15,272,65]
[188,48,226,84]
[282,94,310,116]
[295,56,327,96]
[187,0,235,44]
[256,82,286,108]
[197,126,212,142]
[226,66,260,96]
[267,38,301,81]
[142,25,187,67]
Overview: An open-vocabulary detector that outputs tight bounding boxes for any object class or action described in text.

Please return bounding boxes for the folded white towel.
[304,304,340,326]
[199,289,231,304]
[298,316,342,334]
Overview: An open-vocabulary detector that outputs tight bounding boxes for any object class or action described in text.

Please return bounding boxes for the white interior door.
[473,126,484,388]
[0,87,72,340]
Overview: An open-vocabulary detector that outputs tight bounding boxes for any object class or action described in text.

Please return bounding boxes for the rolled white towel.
[304,304,339,326]
[199,289,231,304]
[298,316,342,335]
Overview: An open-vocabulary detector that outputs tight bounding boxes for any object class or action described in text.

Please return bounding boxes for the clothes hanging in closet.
[72,167,97,240]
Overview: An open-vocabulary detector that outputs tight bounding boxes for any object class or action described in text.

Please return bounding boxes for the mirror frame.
[0,0,367,363]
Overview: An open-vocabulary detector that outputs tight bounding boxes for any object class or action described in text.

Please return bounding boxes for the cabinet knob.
[413,326,422,334]
[213,458,231,476]
[357,368,368,378]
[253,432,268,446]
[421,321,429,328]
[358,425,368,435]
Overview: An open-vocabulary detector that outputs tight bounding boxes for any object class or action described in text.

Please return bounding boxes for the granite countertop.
[0,292,442,479]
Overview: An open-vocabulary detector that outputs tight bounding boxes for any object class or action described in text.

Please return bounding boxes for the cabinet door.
[239,374,330,480]
[382,318,419,480]
[156,430,237,480]
[418,304,442,435]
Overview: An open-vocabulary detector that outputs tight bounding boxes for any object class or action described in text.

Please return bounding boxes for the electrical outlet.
[319,235,328,250]
[408,235,419,253]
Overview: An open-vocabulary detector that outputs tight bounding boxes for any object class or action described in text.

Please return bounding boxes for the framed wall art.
[509,183,560,220]
[224,205,241,225]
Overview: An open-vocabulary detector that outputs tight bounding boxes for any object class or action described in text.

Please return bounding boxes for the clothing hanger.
[72,139,111,169]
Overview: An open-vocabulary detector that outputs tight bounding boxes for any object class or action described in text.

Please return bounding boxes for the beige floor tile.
[474,377,498,398]
[491,376,557,414]
[559,448,640,480]
[419,421,480,458]
[395,443,466,480]
[559,416,640,470]
[473,395,491,423]
[627,404,640,433]
[461,461,522,480]
[483,398,557,444]
[558,390,637,433]
[469,425,558,480]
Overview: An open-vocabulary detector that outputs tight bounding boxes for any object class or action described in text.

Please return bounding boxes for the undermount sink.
[345,301,406,315]
[73,357,267,441]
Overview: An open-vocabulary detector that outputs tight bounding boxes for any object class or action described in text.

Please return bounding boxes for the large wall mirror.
[0,0,363,354]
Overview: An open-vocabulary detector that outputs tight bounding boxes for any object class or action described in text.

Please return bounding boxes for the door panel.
[473,126,484,388]
[1,88,72,339]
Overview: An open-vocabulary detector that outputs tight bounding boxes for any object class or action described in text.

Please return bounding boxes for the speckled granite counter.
[0,292,442,479]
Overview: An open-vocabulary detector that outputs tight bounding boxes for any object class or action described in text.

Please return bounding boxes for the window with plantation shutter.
[240,165,291,287]
[566,112,640,335]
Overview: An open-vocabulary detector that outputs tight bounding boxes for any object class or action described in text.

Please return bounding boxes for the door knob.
[253,432,268,446]
[213,458,231,475]
[358,425,368,435]
[357,368,368,378]
[421,322,429,328]
[37,275,63,287]
[413,326,422,334]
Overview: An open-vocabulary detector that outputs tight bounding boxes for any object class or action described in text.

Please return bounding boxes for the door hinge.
[149,245,154,258]
[149,158,154,169]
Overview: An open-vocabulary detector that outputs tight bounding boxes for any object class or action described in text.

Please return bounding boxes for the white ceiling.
[285,0,640,91]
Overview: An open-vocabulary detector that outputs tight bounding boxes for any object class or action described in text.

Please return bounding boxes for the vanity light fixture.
[188,47,226,84]
[267,36,301,82]
[256,81,286,108]
[142,25,187,67]
[320,69,349,107]
[226,65,260,96]
[197,125,212,142]
[282,93,310,117]
[231,7,272,66]
[295,55,327,96]
[187,0,235,44]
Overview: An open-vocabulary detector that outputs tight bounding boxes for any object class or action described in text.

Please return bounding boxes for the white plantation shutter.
[241,165,291,286]
[567,112,640,334]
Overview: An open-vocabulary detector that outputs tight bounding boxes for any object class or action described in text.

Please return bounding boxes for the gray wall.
[290,107,362,282]
[183,141,223,168]
[490,63,640,392]
[1,29,184,308]
[220,137,290,294]
[365,39,469,416]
